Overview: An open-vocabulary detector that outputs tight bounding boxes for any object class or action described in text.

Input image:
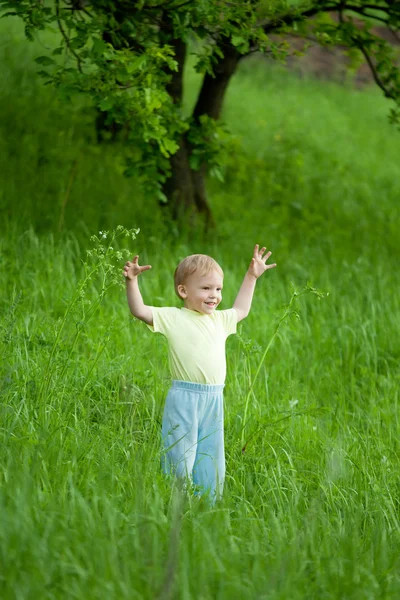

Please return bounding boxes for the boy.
[123,245,276,502]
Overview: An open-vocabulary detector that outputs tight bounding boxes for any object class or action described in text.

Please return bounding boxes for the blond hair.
[174,254,223,298]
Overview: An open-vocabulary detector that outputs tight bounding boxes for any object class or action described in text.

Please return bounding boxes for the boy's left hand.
[248,244,277,279]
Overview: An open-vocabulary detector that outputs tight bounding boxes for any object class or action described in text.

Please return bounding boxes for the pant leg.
[161,386,198,482]
[192,391,225,501]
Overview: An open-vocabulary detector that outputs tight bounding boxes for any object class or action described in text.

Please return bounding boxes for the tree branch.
[344,6,390,24]
[261,2,399,35]
[359,44,396,98]
[116,0,195,13]
[261,4,338,34]
[55,0,83,73]
[64,0,93,17]
[350,3,397,10]
[339,8,397,100]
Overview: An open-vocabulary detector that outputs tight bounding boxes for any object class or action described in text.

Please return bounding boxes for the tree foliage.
[1,0,399,223]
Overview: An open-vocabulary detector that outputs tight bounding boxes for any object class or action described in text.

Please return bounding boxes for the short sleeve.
[146,307,178,336]
[215,308,237,337]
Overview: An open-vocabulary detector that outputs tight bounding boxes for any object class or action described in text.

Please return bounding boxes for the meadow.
[1,19,400,600]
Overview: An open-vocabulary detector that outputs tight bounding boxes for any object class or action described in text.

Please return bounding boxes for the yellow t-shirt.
[147,307,237,385]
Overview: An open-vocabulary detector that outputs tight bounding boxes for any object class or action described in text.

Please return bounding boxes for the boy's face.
[177,269,223,315]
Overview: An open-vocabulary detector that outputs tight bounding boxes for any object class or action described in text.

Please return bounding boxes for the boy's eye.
[202,287,209,290]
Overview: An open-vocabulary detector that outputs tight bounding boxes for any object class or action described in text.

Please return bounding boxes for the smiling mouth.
[205,302,216,307]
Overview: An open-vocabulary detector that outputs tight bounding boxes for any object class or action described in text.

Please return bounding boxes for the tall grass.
[1,18,400,600]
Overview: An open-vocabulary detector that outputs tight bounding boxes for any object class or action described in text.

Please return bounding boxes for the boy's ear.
[177,284,187,299]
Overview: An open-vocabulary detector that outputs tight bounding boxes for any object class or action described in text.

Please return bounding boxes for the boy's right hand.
[123,255,152,280]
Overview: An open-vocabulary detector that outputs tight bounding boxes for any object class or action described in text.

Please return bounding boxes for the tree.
[2,0,399,226]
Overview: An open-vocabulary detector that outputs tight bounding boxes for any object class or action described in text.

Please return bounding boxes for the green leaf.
[91,38,107,56]
[187,149,197,166]
[160,138,179,157]
[231,35,245,48]
[210,166,224,182]
[70,37,85,50]
[127,55,147,74]
[116,69,130,84]
[34,55,55,66]
[156,189,168,204]
[99,98,113,111]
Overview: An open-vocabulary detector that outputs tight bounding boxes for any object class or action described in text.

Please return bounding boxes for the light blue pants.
[161,380,225,502]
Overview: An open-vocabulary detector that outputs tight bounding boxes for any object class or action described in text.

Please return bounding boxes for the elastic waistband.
[171,380,224,394]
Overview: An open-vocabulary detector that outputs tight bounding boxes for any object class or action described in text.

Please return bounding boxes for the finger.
[266,263,277,269]
[259,246,267,257]
[263,251,272,263]
[253,244,259,258]
[133,255,139,264]
[140,265,152,272]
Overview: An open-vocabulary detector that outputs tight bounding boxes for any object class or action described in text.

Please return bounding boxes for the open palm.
[248,244,276,279]
[123,255,152,280]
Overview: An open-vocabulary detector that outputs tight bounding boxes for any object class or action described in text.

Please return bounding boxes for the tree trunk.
[192,37,240,121]
[163,36,240,227]
[191,164,214,229]
[163,137,196,222]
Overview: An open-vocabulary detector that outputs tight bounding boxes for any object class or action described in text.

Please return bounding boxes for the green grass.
[1,17,400,600]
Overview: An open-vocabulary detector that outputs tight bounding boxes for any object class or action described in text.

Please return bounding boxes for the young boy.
[123,245,276,502]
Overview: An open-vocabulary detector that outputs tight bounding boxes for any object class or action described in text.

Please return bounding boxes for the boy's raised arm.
[123,255,153,326]
[233,244,276,323]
